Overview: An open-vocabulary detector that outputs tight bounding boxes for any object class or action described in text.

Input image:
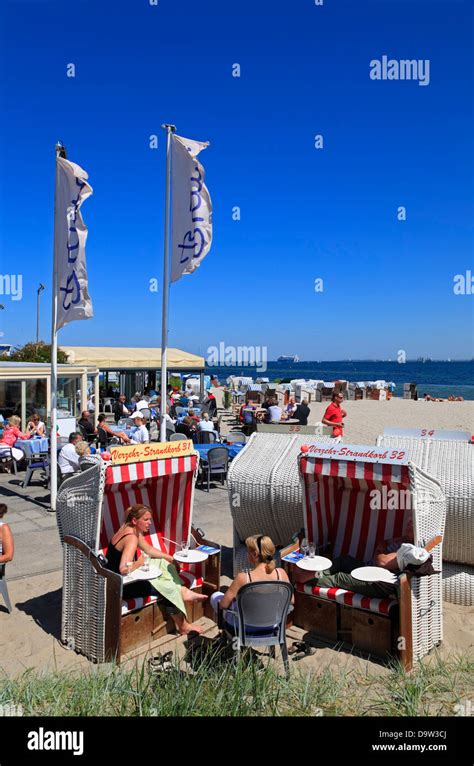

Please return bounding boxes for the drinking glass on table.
[142,553,150,572]
[301,538,309,557]
[308,543,316,558]
[181,541,189,558]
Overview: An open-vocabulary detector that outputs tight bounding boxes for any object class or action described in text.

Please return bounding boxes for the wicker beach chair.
[280,443,446,669]
[377,432,473,605]
[57,452,221,663]
[227,432,333,575]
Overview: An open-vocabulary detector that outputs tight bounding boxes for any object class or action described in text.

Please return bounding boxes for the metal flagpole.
[50,142,65,511]
[160,124,175,442]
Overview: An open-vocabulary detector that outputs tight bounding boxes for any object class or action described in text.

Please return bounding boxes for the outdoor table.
[296,555,333,572]
[109,426,133,437]
[194,442,244,461]
[15,437,49,454]
[173,549,209,564]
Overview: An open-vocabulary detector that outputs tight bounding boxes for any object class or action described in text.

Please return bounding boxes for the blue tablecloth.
[109,426,133,437]
[15,437,49,454]
[194,442,244,461]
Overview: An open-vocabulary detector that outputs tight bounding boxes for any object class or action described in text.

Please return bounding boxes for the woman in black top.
[106,504,206,635]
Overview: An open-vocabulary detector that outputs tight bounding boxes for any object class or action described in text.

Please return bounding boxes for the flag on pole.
[54,157,93,330]
[170,133,212,283]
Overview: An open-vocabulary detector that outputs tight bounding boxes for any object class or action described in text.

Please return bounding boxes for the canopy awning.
[63,346,205,370]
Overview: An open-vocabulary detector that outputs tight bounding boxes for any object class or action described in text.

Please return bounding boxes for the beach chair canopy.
[299,444,414,563]
[297,442,446,659]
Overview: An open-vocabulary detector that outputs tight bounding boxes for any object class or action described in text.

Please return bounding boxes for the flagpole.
[160,124,175,442]
[50,142,65,512]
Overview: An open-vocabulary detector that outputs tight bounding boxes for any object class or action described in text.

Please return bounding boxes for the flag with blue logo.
[54,157,93,330]
[170,134,212,283]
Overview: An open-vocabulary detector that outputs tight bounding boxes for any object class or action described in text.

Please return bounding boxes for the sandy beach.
[1,397,472,679]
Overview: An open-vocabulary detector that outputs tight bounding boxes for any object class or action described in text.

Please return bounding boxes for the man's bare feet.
[181,588,208,603]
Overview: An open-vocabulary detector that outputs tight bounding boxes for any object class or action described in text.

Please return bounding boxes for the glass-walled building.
[0,362,100,429]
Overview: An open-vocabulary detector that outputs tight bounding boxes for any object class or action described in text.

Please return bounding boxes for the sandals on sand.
[289,641,316,661]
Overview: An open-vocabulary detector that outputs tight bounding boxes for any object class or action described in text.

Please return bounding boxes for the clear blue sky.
[0,0,472,360]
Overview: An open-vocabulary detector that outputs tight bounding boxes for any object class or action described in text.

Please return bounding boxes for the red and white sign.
[383,427,471,442]
[109,439,194,465]
[300,442,410,465]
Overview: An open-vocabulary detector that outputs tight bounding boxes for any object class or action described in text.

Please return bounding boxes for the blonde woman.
[75,440,91,459]
[211,535,293,629]
[0,416,28,464]
[106,504,207,635]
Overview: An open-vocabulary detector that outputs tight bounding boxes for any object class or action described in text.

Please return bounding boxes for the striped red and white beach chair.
[57,449,220,663]
[281,442,446,668]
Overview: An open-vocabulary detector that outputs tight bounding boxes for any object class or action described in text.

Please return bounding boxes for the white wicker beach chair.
[227,432,333,575]
[57,452,220,662]
[280,443,446,669]
[377,432,474,605]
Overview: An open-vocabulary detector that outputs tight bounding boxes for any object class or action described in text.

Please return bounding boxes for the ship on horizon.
[277,354,299,363]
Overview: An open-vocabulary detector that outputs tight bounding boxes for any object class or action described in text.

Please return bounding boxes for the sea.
[205,361,474,401]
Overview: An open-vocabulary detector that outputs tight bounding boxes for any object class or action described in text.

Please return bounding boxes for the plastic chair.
[226,431,246,444]
[0,447,18,475]
[170,432,187,441]
[0,563,12,613]
[199,446,229,492]
[20,441,50,489]
[221,581,293,677]
[139,408,152,422]
[103,398,115,415]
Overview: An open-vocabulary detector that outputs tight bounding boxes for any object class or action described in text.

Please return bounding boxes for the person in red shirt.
[322,391,347,439]
[0,415,29,464]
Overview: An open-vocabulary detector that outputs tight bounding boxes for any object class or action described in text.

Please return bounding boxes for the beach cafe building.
[0,347,205,430]
[0,361,100,430]
[62,346,206,402]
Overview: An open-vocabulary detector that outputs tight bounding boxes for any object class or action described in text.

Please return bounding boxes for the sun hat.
[131,411,144,420]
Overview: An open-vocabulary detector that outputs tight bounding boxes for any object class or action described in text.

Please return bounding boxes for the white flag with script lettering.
[54,157,93,330]
[170,134,212,283]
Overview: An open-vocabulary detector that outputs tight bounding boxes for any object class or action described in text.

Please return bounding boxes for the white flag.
[170,134,212,283]
[54,157,93,330]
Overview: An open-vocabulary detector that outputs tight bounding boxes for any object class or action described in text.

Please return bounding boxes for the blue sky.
[0,0,472,360]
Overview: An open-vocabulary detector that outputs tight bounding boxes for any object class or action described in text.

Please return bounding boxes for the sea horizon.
[205,360,474,400]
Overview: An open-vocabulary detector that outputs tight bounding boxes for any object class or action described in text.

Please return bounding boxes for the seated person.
[58,432,82,476]
[0,502,14,567]
[211,535,293,631]
[26,413,46,438]
[0,416,29,464]
[97,414,130,445]
[265,399,282,423]
[197,412,215,433]
[77,411,96,442]
[106,504,206,635]
[129,412,149,444]
[176,416,197,440]
[294,520,414,599]
[187,409,200,424]
[292,399,311,425]
[113,394,130,424]
[285,398,297,417]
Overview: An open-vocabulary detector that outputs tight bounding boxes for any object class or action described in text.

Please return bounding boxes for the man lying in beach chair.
[293,524,414,600]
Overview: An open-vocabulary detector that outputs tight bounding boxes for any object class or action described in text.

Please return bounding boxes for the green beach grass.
[0,652,472,718]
